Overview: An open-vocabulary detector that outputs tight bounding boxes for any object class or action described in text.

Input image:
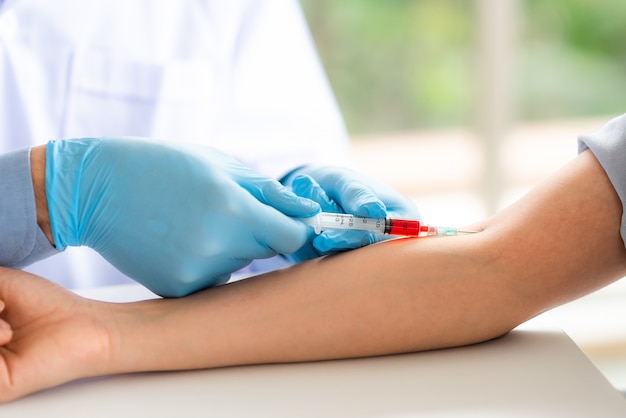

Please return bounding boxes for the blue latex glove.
[285,166,421,262]
[45,137,320,297]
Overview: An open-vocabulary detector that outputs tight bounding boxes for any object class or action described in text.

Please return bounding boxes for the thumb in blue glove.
[46,137,320,297]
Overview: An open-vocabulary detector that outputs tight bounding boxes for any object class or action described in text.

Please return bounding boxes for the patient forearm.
[106,150,626,374]
[109,237,495,373]
[480,149,626,309]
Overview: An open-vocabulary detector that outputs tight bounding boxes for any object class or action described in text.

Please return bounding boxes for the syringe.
[298,212,478,237]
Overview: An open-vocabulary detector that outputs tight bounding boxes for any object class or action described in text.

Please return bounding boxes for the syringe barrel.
[317,213,386,234]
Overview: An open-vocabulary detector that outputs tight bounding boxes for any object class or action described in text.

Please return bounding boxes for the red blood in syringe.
[386,219,422,236]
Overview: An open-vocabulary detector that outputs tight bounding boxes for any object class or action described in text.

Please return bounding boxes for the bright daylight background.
[300,0,626,391]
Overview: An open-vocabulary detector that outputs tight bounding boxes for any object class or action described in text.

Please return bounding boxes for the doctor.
[0,0,420,295]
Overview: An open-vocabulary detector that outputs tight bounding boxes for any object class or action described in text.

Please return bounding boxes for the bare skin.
[0,149,624,402]
[29,145,53,245]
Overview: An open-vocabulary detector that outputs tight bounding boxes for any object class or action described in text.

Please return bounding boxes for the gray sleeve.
[578,113,626,249]
[0,147,58,268]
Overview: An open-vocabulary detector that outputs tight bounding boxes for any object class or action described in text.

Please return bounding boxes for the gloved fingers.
[311,172,387,218]
[335,181,386,218]
[159,256,255,297]
[249,203,314,255]
[291,174,342,213]
[312,230,384,253]
[290,174,381,256]
[237,170,320,218]
[282,243,321,264]
[157,271,232,298]
[229,238,279,262]
[263,186,320,218]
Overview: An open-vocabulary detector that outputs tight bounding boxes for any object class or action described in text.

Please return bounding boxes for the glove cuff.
[45,138,98,249]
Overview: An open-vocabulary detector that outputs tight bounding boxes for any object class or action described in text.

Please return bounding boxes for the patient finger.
[0,319,12,345]
[0,300,11,344]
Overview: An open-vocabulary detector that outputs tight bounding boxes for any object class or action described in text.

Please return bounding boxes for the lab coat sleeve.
[578,113,626,248]
[0,148,58,268]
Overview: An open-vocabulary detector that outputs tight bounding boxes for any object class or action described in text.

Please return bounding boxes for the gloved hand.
[284,166,421,262]
[45,137,320,297]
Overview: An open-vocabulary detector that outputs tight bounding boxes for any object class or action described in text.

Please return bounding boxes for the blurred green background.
[300,0,626,136]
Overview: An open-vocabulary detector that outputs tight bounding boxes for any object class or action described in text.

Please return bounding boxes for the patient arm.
[107,149,626,370]
[0,149,625,402]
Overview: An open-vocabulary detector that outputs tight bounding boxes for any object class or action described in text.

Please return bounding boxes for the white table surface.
[1,284,625,418]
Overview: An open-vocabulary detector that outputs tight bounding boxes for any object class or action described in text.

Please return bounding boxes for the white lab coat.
[0,0,352,289]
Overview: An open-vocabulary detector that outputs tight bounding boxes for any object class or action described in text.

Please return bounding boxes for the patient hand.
[0,267,110,402]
